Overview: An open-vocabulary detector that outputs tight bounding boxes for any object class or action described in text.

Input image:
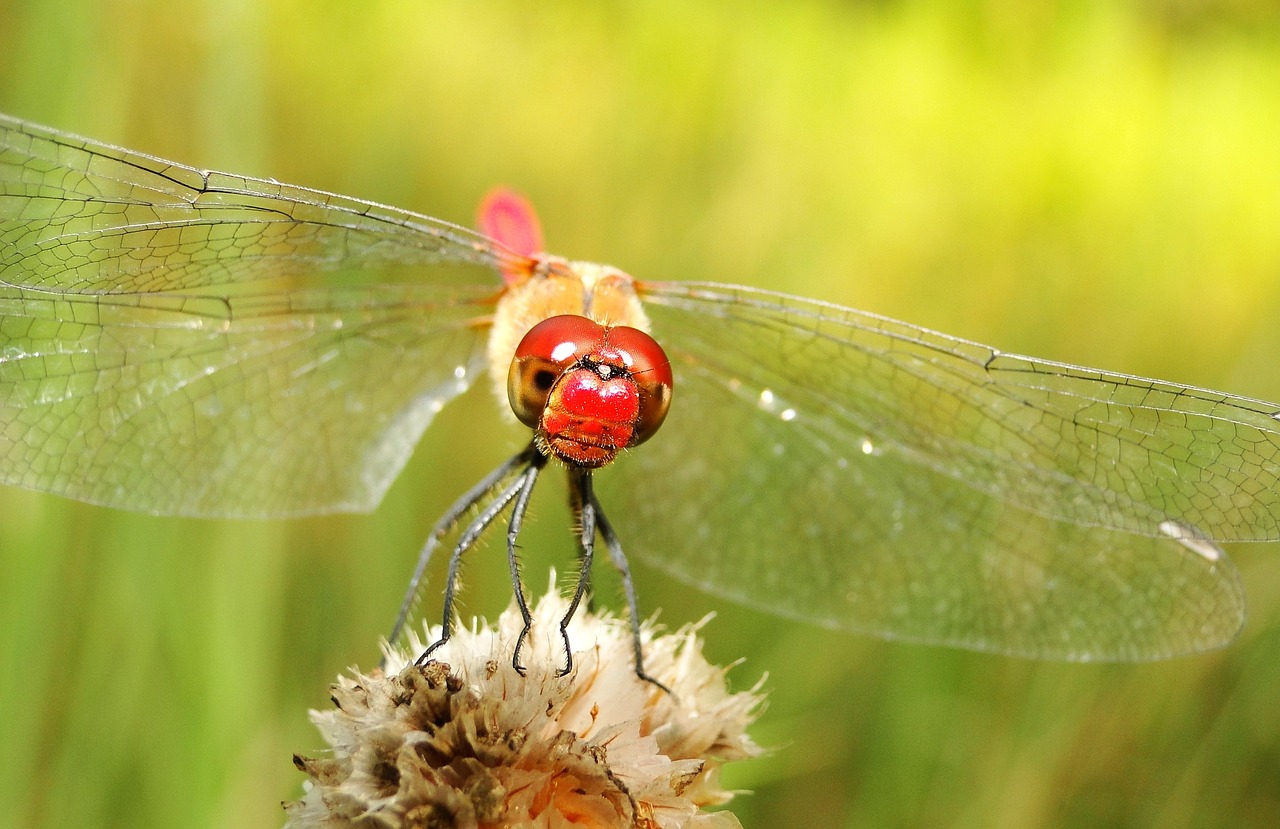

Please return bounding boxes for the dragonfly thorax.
[485,255,655,415]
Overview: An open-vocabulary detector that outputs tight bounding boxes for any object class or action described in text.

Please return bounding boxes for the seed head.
[285,585,763,828]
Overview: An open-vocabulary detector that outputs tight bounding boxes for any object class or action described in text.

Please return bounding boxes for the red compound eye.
[508,315,605,429]
[507,315,673,467]
[602,325,672,446]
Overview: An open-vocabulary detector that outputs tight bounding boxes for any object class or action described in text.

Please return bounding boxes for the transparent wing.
[0,114,514,517]
[598,281,1262,659]
[0,113,520,292]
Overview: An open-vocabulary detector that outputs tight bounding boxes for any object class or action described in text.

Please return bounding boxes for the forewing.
[597,281,1254,659]
[0,113,521,292]
[636,282,1280,542]
[0,114,510,516]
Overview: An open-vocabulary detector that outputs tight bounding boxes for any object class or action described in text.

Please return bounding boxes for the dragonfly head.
[508,315,672,468]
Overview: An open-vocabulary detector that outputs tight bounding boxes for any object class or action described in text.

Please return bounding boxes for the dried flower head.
[285,581,764,828]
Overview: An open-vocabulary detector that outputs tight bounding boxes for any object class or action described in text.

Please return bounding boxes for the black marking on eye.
[534,369,557,391]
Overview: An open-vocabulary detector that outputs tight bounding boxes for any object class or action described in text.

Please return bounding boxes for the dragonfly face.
[1,112,1277,668]
[507,314,672,468]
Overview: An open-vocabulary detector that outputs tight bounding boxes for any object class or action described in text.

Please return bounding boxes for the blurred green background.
[2,1,1279,827]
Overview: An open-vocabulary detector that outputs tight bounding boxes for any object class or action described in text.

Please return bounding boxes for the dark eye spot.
[534,370,556,391]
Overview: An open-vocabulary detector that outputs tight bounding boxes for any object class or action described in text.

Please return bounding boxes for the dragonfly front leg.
[506,453,548,675]
[418,450,544,667]
[554,469,597,678]
[386,445,540,658]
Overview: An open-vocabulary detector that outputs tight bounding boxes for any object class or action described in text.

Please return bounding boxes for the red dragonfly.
[0,113,1273,685]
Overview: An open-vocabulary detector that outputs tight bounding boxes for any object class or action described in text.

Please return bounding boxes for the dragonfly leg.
[506,455,548,675]
[555,469,597,678]
[416,448,541,667]
[573,471,599,615]
[592,492,675,697]
[386,444,539,657]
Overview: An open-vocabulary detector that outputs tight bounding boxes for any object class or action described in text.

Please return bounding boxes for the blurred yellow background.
[1,1,1279,827]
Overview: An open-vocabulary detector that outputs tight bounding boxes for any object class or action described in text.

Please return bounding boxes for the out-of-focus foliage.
[0,2,1278,827]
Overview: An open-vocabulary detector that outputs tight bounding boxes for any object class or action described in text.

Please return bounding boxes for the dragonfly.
[1,113,1276,687]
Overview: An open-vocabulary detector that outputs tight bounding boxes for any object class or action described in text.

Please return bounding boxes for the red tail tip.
[477,188,544,259]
